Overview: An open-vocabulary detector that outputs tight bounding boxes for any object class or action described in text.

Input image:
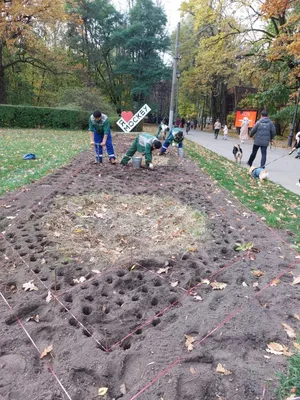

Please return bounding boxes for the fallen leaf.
[293,314,300,321]
[26,314,40,323]
[171,281,178,287]
[94,212,104,219]
[263,204,275,212]
[270,278,281,287]
[189,366,196,375]
[266,342,292,356]
[185,334,195,351]
[291,276,300,285]
[251,270,264,277]
[40,344,53,359]
[211,281,227,290]
[120,384,126,395]
[188,247,197,252]
[73,277,86,284]
[282,323,296,339]
[193,295,203,301]
[201,279,210,285]
[98,387,108,396]
[216,363,232,375]
[46,290,52,303]
[22,280,38,291]
[293,342,300,350]
[157,267,170,274]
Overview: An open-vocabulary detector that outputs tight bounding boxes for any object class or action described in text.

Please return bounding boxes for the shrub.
[0,104,143,131]
[0,105,89,129]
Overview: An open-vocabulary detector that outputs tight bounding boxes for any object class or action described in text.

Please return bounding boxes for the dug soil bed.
[0,134,299,400]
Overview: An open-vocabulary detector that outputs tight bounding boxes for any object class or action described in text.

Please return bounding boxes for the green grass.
[185,140,300,250]
[184,140,300,399]
[0,128,89,195]
[277,354,300,399]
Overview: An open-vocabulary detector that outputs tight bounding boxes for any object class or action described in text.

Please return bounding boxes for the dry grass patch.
[42,193,206,268]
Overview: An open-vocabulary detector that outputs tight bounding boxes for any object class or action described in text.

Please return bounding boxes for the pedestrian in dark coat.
[247,110,276,168]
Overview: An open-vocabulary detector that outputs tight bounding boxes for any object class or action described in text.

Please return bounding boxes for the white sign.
[117,104,151,133]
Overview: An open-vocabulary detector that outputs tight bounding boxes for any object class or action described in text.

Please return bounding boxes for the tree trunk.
[0,43,7,104]
[211,85,218,126]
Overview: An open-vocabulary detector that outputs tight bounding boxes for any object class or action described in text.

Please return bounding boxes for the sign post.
[117,104,151,133]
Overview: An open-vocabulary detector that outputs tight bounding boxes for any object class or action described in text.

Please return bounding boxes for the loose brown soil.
[0,134,299,400]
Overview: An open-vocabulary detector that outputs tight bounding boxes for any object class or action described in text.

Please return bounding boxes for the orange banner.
[234,110,258,128]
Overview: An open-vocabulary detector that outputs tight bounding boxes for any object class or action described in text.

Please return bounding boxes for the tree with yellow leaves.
[0,0,75,103]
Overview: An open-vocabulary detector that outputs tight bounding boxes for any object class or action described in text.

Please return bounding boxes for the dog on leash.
[233,144,243,163]
[248,166,269,184]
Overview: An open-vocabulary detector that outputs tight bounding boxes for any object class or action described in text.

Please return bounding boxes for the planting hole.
[83,329,92,337]
[151,297,158,306]
[64,294,73,303]
[69,318,79,327]
[152,318,161,327]
[82,306,92,315]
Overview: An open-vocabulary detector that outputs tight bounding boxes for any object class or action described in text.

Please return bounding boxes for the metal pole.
[175,77,180,125]
[287,87,300,147]
[168,22,180,130]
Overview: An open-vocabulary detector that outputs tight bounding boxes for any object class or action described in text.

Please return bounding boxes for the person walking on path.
[222,125,228,140]
[120,133,162,169]
[214,119,222,139]
[240,117,249,143]
[247,110,276,169]
[88,110,116,164]
[186,120,191,134]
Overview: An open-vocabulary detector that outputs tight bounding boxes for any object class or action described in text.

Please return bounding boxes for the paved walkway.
[185,129,300,195]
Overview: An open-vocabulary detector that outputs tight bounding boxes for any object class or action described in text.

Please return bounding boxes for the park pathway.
[186,128,300,195]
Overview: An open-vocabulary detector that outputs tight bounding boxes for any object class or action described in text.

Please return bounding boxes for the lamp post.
[168,22,180,129]
[287,86,300,147]
[175,70,181,126]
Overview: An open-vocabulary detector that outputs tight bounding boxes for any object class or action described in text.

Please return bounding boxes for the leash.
[265,152,288,167]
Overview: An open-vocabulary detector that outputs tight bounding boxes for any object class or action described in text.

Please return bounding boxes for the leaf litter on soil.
[41,193,207,270]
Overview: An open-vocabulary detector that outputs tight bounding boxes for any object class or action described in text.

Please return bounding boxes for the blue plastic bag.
[23,153,36,160]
